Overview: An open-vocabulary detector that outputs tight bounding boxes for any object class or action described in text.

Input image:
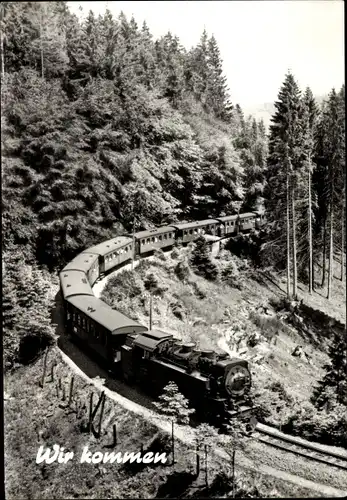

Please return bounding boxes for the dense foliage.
[1,2,268,272]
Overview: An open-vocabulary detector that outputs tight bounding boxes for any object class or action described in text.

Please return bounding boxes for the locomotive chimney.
[201,350,214,359]
[181,342,196,353]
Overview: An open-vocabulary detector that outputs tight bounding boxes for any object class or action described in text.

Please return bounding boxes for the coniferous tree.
[315,89,345,298]
[153,381,195,424]
[301,87,319,292]
[191,236,218,281]
[311,332,347,408]
[264,72,305,297]
[206,34,232,121]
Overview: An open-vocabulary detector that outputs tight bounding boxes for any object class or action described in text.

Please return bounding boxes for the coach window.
[147,238,150,244]
[189,229,193,235]
[77,314,81,326]
[159,235,162,241]
[142,240,145,245]
[124,247,127,253]
[169,233,172,238]
[152,237,155,243]
[164,234,167,240]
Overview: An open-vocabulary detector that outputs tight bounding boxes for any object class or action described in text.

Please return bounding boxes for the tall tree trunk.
[292,180,298,299]
[40,13,44,79]
[321,217,327,287]
[308,160,313,293]
[0,29,4,78]
[327,175,335,299]
[286,170,291,299]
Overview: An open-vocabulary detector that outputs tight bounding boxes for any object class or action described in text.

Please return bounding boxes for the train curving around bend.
[60,211,266,423]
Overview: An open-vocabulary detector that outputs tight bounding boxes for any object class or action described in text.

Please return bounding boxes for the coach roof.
[135,226,176,239]
[84,236,133,256]
[59,270,94,299]
[67,295,147,335]
[171,219,219,230]
[62,253,98,273]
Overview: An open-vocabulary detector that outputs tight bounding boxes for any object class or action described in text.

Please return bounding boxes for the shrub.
[190,236,218,281]
[174,260,190,282]
[220,259,242,289]
[284,402,347,448]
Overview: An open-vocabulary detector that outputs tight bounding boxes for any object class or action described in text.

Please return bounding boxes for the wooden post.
[40,348,49,387]
[131,214,136,271]
[171,419,175,467]
[58,377,62,390]
[68,377,74,407]
[50,362,55,382]
[196,443,200,477]
[149,294,153,331]
[113,423,117,447]
[204,444,208,487]
[62,384,66,401]
[232,450,236,498]
[89,392,94,432]
[97,392,106,437]
[91,391,105,421]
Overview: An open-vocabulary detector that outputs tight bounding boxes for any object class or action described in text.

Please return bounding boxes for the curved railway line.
[57,216,347,480]
[254,424,347,471]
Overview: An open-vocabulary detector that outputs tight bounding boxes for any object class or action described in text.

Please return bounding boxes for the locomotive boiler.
[119,330,253,423]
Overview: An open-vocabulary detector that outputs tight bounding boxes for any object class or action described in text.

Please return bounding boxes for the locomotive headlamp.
[225,365,250,396]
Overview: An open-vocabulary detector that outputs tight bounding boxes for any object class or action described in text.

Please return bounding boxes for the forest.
[2,3,346,498]
[1,0,345,420]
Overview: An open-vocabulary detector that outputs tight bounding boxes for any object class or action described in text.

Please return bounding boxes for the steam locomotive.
[60,211,265,422]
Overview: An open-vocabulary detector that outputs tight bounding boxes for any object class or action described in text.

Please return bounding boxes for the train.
[60,211,266,424]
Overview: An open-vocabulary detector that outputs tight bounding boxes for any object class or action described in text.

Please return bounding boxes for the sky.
[67,1,344,108]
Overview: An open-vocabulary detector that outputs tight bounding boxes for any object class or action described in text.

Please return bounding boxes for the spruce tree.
[301,87,319,291]
[264,72,306,296]
[153,381,195,424]
[191,236,218,281]
[311,332,347,408]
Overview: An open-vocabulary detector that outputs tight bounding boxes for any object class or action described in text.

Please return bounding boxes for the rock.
[291,345,310,362]
[238,347,248,356]
[253,354,264,364]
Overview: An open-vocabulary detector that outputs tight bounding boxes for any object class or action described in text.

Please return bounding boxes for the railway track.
[89,247,347,474]
[254,423,347,471]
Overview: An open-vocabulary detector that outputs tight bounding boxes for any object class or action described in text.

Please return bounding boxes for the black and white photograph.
[2,0,346,498]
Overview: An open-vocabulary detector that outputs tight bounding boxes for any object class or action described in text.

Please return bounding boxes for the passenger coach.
[66,294,147,365]
[62,252,99,286]
[172,219,220,244]
[84,236,134,275]
[134,226,176,255]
